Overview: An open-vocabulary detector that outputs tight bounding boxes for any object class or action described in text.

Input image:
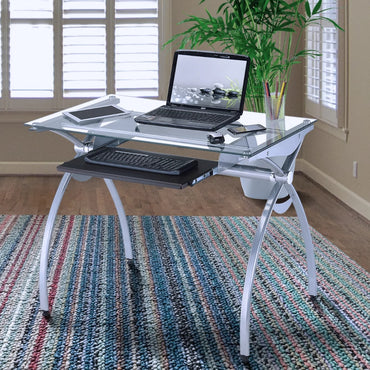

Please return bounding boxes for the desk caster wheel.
[310,295,320,309]
[42,311,51,321]
[127,258,135,268]
[240,355,250,366]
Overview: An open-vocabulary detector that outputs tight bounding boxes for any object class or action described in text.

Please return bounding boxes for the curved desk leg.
[284,183,317,296]
[104,179,133,260]
[240,182,283,360]
[39,172,72,318]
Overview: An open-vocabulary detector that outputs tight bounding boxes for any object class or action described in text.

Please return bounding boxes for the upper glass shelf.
[25,95,315,158]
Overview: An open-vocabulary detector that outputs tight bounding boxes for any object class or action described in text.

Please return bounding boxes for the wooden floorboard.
[0,173,369,271]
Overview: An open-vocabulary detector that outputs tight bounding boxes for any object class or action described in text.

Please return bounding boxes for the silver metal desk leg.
[39,172,72,318]
[240,182,283,359]
[284,183,317,296]
[104,179,133,260]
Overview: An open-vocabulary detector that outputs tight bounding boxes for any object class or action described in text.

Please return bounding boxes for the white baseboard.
[296,159,370,221]
[0,162,60,176]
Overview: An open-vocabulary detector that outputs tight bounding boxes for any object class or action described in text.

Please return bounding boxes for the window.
[305,0,347,130]
[0,0,161,111]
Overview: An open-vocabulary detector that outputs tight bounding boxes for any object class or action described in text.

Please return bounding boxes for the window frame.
[304,0,348,140]
[0,0,170,112]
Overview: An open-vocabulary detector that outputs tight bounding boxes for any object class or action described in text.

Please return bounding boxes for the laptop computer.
[134,50,250,131]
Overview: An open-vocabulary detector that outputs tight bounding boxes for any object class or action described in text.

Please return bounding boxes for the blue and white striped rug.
[0,215,369,369]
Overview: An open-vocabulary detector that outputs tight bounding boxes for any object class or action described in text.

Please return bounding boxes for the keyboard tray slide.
[57,151,218,189]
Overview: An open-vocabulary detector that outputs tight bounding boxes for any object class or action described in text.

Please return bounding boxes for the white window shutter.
[9,0,54,98]
[115,24,158,96]
[63,25,107,97]
[63,0,105,19]
[1,0,159,107]
[305,0,339,127]
[115,0,159,97]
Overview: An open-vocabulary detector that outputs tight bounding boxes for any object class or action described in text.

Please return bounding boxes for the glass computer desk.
[25,94,318,360]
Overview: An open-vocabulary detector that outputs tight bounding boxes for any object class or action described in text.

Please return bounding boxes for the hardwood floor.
[1,173,369,271]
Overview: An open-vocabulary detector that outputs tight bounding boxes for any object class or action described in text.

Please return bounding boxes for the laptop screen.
[168,51,250,113]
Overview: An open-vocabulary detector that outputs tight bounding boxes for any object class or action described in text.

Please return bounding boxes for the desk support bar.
[39,172,72,316]
[39,175,133,318]
[39,131,133,317]
[239,182,283,359]
[239,180,318,358]
[284,183,317,296]
[219,166,275,182]
[104,179,133,260]
[238,139,317,359]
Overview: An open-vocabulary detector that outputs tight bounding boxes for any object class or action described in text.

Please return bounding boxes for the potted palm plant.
[165,0,342,113]
[166,0,342,200]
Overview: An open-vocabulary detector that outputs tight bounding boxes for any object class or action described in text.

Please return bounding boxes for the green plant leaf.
[312,0,323,15]
[305,1,311,18]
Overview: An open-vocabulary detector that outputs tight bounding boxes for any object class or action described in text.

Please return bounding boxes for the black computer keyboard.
[84,147,197,175]
[152,107,228,123]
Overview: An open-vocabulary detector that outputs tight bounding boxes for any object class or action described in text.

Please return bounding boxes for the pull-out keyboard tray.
[58,149,218,189]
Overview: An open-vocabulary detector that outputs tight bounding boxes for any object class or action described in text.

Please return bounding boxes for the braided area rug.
[0,215,369,369]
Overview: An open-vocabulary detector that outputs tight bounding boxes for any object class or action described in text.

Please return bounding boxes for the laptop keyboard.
[85,147,198,175]
[152,107,229,123]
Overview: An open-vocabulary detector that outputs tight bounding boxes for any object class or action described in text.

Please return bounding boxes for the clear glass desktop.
[25,94,315,158]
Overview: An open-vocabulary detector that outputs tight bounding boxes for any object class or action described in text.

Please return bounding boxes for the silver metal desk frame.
[31,98,317,361]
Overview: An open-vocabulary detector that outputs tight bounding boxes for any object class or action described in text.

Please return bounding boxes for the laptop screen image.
[168,51,249,113]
